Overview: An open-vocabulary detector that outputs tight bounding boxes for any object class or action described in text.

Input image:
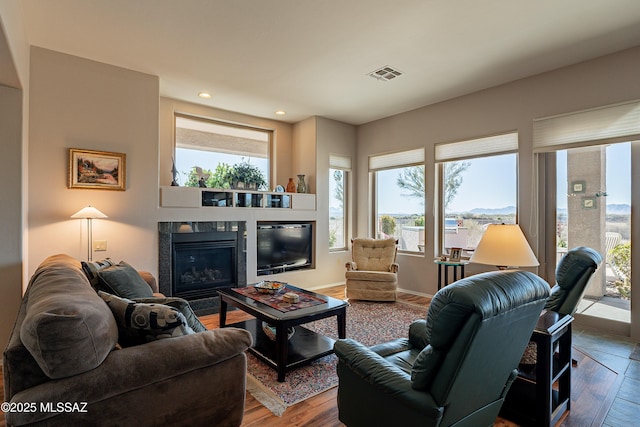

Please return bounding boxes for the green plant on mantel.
[230,161,267,190]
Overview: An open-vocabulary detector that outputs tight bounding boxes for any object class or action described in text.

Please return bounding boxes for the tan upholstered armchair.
[345,237,399,301]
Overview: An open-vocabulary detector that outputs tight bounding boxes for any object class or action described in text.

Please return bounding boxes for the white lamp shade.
[71,206,108,219]
[469,224,539,268]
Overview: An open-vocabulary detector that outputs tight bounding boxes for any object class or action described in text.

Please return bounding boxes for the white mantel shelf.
[160,186,316,210]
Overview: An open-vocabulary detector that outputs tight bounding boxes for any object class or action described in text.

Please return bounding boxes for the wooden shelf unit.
[501,311,574,427]
[160,186,316,210]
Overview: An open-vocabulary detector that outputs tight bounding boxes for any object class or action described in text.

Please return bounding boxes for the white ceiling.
[20,0,640,125]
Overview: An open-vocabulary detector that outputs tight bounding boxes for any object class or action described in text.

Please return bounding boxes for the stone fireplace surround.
[158,221,247,315]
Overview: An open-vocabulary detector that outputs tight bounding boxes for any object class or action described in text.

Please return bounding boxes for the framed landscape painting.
[68,149,126,191]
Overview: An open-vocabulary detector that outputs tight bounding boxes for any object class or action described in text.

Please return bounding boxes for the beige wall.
[357,46,640,303]
[158,103,354,287]
[26,49,355,291]
[28,47,160,276]
[315,116,357,278]
[0,0,28,351]
[0,85,23,350]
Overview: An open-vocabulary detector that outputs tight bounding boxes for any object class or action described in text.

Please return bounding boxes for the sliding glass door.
[555,142,632,335]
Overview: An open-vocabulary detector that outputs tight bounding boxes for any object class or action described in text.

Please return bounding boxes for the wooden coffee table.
[218,284,348,382]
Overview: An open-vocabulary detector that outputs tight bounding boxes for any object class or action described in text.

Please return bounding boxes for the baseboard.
[397,287,435,298]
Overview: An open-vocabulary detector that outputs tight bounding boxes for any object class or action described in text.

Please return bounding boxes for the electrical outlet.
[93,240,107,251]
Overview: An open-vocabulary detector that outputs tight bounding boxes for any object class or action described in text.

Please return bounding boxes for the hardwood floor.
[200,285,430,427]
[0,285,622,427]
[211,285,516,427]
[203,285,618,427]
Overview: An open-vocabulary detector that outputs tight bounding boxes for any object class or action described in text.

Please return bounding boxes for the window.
[436,132,518,256]
[533,101,640,329]
[329,154,351,251]
[370,148,425,252]
[174,114,271,189]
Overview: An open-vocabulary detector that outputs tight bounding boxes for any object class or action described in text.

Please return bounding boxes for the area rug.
[246,300,427,416]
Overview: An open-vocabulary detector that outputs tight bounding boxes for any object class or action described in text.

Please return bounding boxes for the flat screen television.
[257,223,313,275]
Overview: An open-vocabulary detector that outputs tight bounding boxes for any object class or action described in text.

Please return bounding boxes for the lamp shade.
[71,206,108,219]
[469,224,539,269]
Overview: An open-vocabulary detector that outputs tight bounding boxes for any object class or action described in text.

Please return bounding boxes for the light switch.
[94,240,107,251]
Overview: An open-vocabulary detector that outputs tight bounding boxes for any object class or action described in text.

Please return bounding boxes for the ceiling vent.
[367,66,403,82]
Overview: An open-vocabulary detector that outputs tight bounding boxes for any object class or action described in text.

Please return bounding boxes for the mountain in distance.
[456,204,630,216]
[557,203,630,215]
[368,203,631,218]
[607,203,631,214]
[452,205,516,215]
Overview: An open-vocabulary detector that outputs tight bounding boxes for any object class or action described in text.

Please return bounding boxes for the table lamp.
[469,223,539,270]
[71,205,108,261]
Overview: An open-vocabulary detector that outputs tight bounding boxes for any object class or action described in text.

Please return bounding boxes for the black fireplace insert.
[171,231,237,300]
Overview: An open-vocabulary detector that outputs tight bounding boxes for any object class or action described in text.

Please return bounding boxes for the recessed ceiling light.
[198,92,212,99]
[275,110,286,116]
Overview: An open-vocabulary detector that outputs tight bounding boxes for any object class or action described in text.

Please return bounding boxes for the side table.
[501,311,573,427]
[433,259,469,290]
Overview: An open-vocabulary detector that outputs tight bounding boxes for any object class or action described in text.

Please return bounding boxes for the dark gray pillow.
[99,292,195,347]
[82,258,116,287]
[97,261,153,299]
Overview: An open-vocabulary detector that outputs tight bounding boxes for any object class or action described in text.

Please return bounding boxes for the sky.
[376,154,517,215]
[556,142,631,209]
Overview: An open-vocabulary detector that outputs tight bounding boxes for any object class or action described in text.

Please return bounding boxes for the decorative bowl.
[255,281,286,294]
[262,322,295,341]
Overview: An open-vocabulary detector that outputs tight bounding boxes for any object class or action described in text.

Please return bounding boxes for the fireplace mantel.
[160,186,315,210]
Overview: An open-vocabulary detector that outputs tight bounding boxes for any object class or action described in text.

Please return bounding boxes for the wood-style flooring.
[0,285,621,427]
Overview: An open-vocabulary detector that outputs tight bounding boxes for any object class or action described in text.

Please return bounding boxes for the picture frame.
[582,197,596,209]
[570,180,586,194]
[68,148,126,191]
[449,247,462,262]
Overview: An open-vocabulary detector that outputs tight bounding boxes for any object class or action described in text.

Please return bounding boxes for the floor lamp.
[469,223,539,269]
[71,205,108,262]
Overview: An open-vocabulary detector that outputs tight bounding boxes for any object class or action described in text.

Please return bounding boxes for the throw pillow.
[132,296,207,333]
[97,261,153,299]
[98,291,195,346]
[82,258,116,288]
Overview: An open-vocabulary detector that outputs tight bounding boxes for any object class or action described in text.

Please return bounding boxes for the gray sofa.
[3,254,252,426]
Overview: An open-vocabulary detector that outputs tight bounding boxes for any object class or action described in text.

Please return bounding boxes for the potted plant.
[230,161,267,190]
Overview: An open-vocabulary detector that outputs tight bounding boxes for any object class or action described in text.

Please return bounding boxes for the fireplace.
[159,221,247,315]
[172,232,236,299]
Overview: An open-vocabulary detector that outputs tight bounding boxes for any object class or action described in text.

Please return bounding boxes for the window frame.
[435,132,519,257]
[369,148,426,254]
[329,167,349,252]
[173,113,273,189]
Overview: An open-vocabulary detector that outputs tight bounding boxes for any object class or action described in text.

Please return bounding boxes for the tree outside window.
[329,169,346,250]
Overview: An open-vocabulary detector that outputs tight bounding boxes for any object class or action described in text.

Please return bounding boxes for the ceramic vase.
[286,177,296,192]
[296,174,307,193]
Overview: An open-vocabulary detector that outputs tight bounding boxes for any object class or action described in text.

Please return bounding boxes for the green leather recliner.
[334,270,550,427]
[544,246,603,315]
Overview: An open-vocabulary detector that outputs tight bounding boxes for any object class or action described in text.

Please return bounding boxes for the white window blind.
[533,101,640,152]
[369,148,424,171]
[435,132,518,162]
[329,154,352,170]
